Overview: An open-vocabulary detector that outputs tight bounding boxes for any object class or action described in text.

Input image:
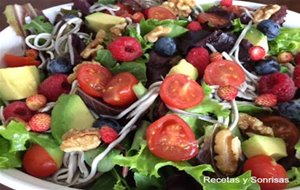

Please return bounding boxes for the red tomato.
[4,54,40,67]
[103,72,138,107]
[197,13,229,27]
[146,114,199,161]
[160,74,204,109]
[77,64,113,98]
[115,2,133,18]
[132,12,144,23]
[261,116,300,154]
[243,155,288,190]
[25,49,39,60]
[220,0,233,7]
[23,144,58,178]
[146,6,176,20]
[204,60,246,87]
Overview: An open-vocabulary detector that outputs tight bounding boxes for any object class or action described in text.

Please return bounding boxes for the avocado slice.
[244,27,269,52]
[85,12,126,32]
[168,59,199,80]
[0,66,40,101]
[51,94,95,143]
[242,135,287,160]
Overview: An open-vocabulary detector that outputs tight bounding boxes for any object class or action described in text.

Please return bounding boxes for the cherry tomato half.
[146,114,199,161]
[4,54,40,67]
[23,144,58,178]
[243,155,288,190]
[146,6,176,20]
[160,74,204,109]
[77,64,113,98]
[261,116,300,154]
[204,60,246,87]
[132,12,145,23]
[103,72,138,107]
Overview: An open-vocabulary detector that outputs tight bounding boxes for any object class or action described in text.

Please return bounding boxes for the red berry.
[131,12,144,23]
[277,52,293,64]
[295,52,300,65]
[99,126,118,144]
[28,113,51,132]
[3,101,34,122]
[293,65,300,88]
[26,94,47,111]
[217,85,238,101]
[220,0,233,7]
[38,74,71,102]
[255,93,277,107]
[186,47,210,77]
[187,21,202,31]
[210,52,223,62]
[108,36,143,62]
[258,73,296,102]
[249,46,266,61]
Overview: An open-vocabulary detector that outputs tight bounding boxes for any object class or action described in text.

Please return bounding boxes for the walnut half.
[144,26,172,43]
[162,0,196,17]
[253,4,281,23]
[214,129,241,176]
[60,128,101,152]
[238,113,274,136]
[80,30,106,59]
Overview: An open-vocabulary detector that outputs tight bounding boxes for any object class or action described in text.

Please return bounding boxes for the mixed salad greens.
[0,0,300,189]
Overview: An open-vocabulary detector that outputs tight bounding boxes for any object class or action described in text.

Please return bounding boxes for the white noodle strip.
[46,51,55,60]
[0,106,5,124]
[229,21,253,55]
[136,23,141,36]
[39,102,56,112]
[56,18,82,41]
[242,7,254,20]
[38,52,47,69]
[195,3,204,13]
[25,34,55,51]
[33,33,52,48]
[69,80,78,95]
[229,100,239,131]
[68,35,75,65]
[89,4,120,14]
[222,52,233,61]
[78,125,136,183]
[224,116,230,127]
[52,20,63,35]
[206,43,218,53]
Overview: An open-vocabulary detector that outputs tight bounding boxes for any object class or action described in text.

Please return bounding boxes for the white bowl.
[0,1,300,189]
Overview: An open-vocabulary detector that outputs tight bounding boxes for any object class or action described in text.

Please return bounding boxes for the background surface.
[0,0,299,189]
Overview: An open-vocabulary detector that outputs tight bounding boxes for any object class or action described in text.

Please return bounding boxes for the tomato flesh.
[146,6,176,20]
[4,54,40,67]
[77,64,113,98]
[204,60,246,87]
[261,116,300,154]
[23,144,58,178]
[103,72,138,107]
[160,74,204,109]
[243,155,288,190]
[146,114,198,161]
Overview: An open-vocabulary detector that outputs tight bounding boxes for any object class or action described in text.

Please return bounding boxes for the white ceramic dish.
[0,1,300,189]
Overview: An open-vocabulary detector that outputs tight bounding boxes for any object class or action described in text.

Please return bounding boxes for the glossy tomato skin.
[146,6,176,20]
[160,74,204,109]
[23,144,58,178]
[261,116,300,154]
[146,114,199,161]
[204,60,246,87]
[243,155,288,190]
[77,64,113,98]
[103,72,138,107]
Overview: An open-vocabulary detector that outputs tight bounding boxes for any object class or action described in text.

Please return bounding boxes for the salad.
[0,0,300,189]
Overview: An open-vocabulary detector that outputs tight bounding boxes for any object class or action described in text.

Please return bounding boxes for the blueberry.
[154,37,177,56]
[257,20,280,40]
[47,57,73,74]
[92,117,122,132]
[254,59,280,75]
[279,99,300,122]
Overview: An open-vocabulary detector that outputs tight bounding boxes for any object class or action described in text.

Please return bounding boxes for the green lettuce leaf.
[128,27,153,53]
[0,137,22,169]
[96,49,117,69]
[98,0,116,4]
[23,15,54,34]
[287,167,300,188]
[232,18,245,33]
[88,172,117,190]
[237,103,272,114]
[295,140,300,160]
[140,19,188,37]
[113,180,126,190]
[134,173,163,190]
[0,121,30,152]
[269,27,300,55]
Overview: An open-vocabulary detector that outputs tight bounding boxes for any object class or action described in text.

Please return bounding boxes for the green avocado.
[244,27,269,52]
[242,135,287,160]
[85,12,126,32]
[168,59,199,80]
[51,94,95,143]
[0,66,40,101]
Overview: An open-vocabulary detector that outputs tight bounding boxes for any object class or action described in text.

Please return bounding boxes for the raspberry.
[258,73,296,102]
[26,94,47,111]
[3,101,34,122]
[38,74,71,102]
[217,85,238,101]
[99,126,118,144]
[186,47,210,77]
[220,0,233,7]
[28,113,51,132]
[294,52,300,65]
[108,36,143,62]
[210,52,223,62]
[255,93,277,107]
[293,65,300,88]
[187,21,202,31]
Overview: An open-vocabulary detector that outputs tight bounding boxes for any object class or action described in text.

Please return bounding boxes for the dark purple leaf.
[73,0,92,15]
[71,34,86,65]
[271,5,288,26]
